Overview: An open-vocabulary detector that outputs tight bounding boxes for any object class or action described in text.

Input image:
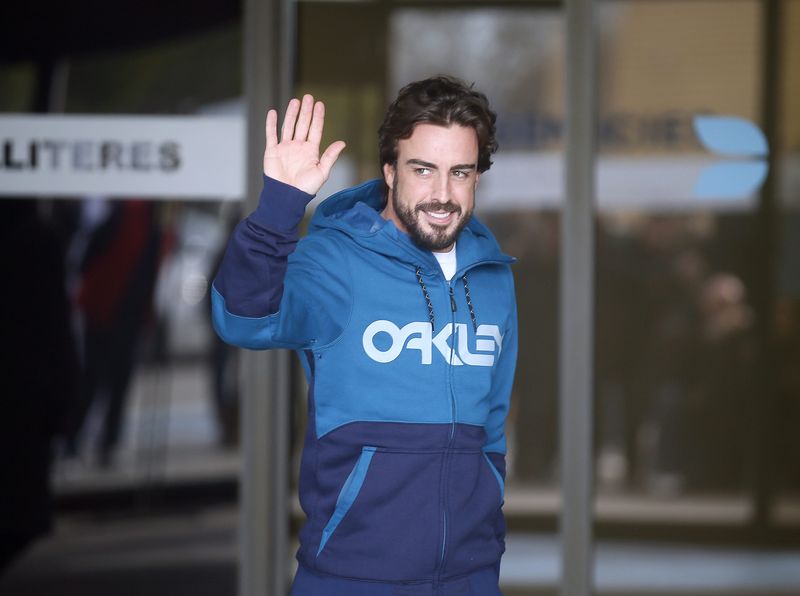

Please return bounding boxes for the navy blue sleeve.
[213,175,314,318]
[211,176,352,351]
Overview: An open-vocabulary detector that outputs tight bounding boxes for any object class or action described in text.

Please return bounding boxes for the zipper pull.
[449,286,457,312]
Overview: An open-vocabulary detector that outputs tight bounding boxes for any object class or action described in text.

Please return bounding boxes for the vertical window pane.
[595,0,763,506]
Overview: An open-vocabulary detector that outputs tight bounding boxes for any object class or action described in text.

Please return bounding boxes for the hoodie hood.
[309,178,514,276]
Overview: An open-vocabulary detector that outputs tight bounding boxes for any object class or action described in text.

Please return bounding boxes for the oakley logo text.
[362,320,502,366]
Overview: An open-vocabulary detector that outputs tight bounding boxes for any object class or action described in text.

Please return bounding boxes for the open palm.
[263,94,346,196]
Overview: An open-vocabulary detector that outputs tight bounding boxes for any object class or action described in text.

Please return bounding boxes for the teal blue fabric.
[213,179,517,452]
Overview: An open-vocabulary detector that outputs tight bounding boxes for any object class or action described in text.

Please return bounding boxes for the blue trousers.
[291,565,502,596]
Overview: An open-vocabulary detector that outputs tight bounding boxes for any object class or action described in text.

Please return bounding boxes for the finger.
[265,109,278,149]
[293,94,314,142]
[318,140,346,177]
[308,101,325,148]
[281,98,300,142]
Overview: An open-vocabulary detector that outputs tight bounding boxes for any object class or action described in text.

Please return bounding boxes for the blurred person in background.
[65,199,162,468]
[692,271,755,490]
[620,218,703,495]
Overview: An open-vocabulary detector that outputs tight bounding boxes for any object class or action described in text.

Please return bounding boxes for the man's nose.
[433,173,452,202]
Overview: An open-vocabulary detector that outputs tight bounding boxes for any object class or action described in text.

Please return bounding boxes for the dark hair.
[378,76,498,174]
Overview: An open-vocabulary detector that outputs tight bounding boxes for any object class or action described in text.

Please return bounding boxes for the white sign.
[0,115,245,200]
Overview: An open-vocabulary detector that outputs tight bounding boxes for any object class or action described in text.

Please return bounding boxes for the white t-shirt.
[433,244,457,281]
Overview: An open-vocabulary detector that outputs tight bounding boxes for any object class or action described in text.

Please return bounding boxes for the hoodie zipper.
[436,279,460,584]
[431,260,512,584]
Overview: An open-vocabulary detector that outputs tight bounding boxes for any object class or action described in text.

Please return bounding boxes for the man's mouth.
[417,203,460,225]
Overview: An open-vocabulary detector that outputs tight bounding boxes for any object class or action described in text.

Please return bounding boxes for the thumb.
[319,141,346,177]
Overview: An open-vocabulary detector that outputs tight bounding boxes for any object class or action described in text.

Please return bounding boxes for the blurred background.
[1,0,799,594]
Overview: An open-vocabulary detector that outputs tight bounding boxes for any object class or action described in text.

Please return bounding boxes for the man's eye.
[453,170,468,179]
[415,167,431,176]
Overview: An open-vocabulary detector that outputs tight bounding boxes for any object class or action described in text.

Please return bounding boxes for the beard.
[391,176,474,252]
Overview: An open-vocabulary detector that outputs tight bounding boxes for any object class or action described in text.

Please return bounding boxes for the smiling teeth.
[428,212,450,219]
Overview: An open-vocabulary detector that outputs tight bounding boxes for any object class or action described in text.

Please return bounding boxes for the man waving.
[212,76,517,596]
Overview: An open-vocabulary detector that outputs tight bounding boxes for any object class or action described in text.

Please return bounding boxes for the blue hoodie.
[212,175,517,584]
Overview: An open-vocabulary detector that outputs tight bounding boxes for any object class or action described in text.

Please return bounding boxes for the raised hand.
[263,94,346,196]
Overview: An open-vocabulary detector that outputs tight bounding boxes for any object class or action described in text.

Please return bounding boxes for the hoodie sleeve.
[482,268,518,479]
[211,175,351,350]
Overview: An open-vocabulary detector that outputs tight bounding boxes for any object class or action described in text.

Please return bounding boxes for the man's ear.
[475,171,481,188]
[382,162,395,190]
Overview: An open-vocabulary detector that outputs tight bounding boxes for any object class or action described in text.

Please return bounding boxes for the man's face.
[382,123,480,253]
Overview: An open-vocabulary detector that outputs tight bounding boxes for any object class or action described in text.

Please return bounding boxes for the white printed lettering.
[362,320,502,367]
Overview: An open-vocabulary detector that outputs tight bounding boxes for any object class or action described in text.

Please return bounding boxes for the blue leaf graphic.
[693,115,769,157]
[694,160,768,199]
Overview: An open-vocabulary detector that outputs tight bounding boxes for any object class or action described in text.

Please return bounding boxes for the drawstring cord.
[462,273,478,332]
[415,266,435,331]
[415,267,478,333]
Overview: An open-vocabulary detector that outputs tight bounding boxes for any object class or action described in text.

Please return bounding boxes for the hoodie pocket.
[317,446,376,556]
[483,452,505,503]
[314,447,443,582]
[442,451,505,578]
